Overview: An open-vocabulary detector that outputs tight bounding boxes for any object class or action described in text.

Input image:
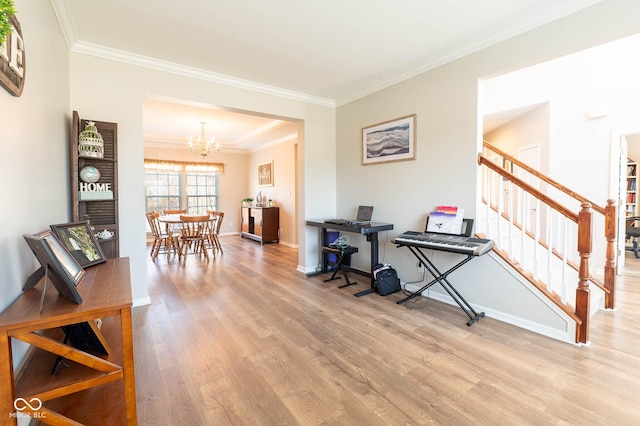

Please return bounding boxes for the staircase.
[477,142,616,344]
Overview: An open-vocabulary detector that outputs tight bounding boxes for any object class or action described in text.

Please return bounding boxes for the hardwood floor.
[124,236,640,425]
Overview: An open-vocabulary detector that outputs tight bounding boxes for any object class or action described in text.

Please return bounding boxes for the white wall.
[68,54,336,302]
[248,139,298,246]
[628,134,640,161]
[484,103,551,174]
[483,31,640,203]
[335,0,640,340]
[0,1,70,366]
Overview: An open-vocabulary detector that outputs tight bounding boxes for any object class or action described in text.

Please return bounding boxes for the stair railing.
[478,142,616,344]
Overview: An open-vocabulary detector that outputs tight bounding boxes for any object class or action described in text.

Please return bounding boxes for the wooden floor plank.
[38,237,640,424]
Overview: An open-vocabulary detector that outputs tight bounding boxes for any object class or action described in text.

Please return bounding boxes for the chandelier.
[189,121,219,157]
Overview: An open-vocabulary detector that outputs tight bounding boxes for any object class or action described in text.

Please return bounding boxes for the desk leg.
[354,232,379,297]
[320,228,329,272]
[0,331,16,423]
[120,308,138,425]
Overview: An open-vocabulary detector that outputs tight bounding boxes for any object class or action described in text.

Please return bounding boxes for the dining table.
[157,213,218,226]
[157,214,219,260]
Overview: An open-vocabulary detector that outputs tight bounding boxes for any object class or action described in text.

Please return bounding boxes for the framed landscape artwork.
[50,221,107,268]
[362,114,416,165]
[258,160,273,187]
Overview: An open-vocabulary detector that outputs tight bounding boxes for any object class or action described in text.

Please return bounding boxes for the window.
[186,166,218,214]
[144,160,224,214]
[145,169,181,213]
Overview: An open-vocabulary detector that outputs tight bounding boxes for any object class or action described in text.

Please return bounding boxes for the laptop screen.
[356,206,374,221]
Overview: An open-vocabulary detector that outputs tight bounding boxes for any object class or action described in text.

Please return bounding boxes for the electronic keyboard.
[393,231,494,256]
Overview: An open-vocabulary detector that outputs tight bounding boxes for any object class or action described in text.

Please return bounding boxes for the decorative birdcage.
[78,121,104,158]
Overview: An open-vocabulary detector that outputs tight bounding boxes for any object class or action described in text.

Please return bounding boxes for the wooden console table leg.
[120,308,137,425]
[0,331,16,424]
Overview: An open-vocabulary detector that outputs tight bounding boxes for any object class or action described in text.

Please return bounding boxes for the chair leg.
[337,270,356,288]
[634,238,640,259]
[323,258,344,282]
[215,235,223,253]
[323,253,356,287]
[151,239,161,259]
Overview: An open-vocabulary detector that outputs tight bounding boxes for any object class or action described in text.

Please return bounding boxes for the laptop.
[325,206,374,226]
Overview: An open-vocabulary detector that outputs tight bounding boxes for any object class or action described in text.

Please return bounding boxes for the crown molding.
[50,0,334,107]
[50,0,77,49]
[335,0,603,106]
[52,0,602,108]
[72,41,337,108]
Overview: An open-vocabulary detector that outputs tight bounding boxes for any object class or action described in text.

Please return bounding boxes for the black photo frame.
[51,221,106,268]
[23,231,85,304]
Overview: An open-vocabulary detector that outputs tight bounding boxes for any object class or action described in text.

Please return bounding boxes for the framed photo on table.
[22,230,85,304]
[50,221,107,268]
[362,114,416,165]
[258,160,274,187]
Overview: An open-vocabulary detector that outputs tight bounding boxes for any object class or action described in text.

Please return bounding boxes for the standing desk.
[306,220,394,297]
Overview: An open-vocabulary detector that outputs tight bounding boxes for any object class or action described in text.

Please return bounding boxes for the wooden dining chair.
[163,209,187,215]
[207,210,225,253]
[178,214,210,263]
[146,212,180,260]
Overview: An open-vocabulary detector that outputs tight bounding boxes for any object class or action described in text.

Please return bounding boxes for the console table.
[241,206,279,244]
[0,257,136,425]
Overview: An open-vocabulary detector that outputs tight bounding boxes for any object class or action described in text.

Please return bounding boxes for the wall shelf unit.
[71,111,119,258]
[627,159,638,217]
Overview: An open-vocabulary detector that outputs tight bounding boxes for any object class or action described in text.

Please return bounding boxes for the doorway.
[616,132,640,273]
[142,95,301,248]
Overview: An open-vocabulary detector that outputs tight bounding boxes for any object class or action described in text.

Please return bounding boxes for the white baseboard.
[133,296,151,307]
[403,282,576,345]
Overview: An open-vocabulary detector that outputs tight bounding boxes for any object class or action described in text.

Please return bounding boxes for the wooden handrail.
[477,153,578,221]
[483,141,605,215]
[479,143,618,343]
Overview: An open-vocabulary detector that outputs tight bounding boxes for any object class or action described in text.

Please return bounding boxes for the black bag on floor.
[373,264,401,296]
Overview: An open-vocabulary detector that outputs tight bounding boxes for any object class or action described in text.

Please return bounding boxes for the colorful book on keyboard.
[426,206,464,235]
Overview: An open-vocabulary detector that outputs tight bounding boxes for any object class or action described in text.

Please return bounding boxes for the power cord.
[330,235,350,248]
[400,257,434,309]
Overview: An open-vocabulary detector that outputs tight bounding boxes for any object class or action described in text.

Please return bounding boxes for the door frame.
[612,129,640,274]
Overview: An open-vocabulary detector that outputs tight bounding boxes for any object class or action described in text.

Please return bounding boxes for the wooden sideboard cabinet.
[240,206,279,244]
[0,258,136,425]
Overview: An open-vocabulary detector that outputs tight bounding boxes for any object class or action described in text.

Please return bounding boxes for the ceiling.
[50,0,603,152]
[141,96,299,153]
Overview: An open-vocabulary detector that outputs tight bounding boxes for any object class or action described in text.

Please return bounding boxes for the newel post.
[575,203,592,344]
[604,199,617,309]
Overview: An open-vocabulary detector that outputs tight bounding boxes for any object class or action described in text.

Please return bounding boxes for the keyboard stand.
[396,245,485,326]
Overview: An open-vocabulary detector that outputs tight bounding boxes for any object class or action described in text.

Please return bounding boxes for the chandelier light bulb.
[188,121,216,157]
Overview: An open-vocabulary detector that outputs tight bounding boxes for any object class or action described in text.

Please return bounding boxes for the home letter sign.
[0,15,25,96]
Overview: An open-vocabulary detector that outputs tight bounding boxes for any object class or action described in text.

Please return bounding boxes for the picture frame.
[50,221,107,268]
[258,160,274,187]
[362,114,416,165]
[23,231,85,304]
